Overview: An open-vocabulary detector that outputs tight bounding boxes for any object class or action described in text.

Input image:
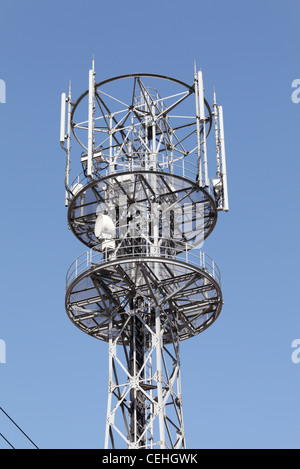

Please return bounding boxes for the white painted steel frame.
[61,66,229,450]
[104,307,185,449]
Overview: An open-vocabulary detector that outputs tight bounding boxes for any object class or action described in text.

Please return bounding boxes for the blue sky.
[0,0,299,449]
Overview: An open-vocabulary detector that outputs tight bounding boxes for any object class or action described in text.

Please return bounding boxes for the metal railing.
[68,153,215,199]
[66,237,221,289]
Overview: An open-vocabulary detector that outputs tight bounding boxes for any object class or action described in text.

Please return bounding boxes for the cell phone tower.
[60,61,229,449]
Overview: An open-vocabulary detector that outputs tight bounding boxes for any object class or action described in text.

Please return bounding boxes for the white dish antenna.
[95,214,115,240]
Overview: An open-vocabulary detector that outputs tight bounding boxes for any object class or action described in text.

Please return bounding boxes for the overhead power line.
[0,433,15,449]
[0,407,39,449]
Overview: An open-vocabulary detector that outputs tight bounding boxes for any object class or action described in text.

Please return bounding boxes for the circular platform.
[70,73,212,158]
[67,170,217,251]
[65,246,222,343]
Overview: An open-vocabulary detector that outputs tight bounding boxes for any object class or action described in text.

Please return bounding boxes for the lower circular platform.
[65,249,222,343]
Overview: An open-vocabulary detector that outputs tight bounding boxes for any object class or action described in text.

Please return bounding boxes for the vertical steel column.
[129,306,146,447]
[87,61,95,176]
[155,307,166,449]
[194,69,203,187]
[105,312,114,449]
[109,115,113,175]
[198,70,209,187]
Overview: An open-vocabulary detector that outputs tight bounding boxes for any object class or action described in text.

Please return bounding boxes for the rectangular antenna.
[197,71,209,187]
[60,92,66,145]
[198,70,205,120]
[194,71,203,187]
[65,84,72,207]
[219,105,229,211]
[87,68,95,176]
[213,90,221,180]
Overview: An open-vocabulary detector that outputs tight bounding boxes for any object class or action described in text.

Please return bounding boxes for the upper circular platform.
[66,72,219,249]
[67,168,217,251]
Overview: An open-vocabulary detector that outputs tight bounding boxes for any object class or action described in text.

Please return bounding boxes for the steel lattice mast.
[60,62,229,449]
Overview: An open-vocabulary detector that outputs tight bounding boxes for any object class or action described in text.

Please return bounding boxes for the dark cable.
[0,433,15,449]
[0,407,39,449]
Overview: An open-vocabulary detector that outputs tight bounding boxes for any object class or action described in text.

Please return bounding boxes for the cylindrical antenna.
[60,92,66,145]
[219,105,229,211]
[198,70,209,187]
[87,63,95,176]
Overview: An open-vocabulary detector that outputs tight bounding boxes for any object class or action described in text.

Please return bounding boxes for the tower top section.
[60,64,229,214]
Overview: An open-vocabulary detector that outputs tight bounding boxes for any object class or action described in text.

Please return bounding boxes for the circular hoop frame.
[70,73,213,155]
[65,256,222,343]
[67,170,217,250]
